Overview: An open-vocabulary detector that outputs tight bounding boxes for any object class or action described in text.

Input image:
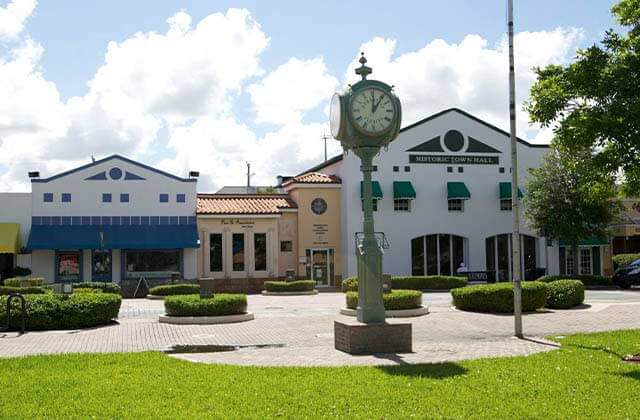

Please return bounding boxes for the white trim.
[284,183,341,190]
[197,214,282,219]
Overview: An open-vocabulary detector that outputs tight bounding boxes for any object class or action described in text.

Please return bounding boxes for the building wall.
[287,185,342,282]
[0,193,32,248]
[336,109,554,278]
[278,211,298,276]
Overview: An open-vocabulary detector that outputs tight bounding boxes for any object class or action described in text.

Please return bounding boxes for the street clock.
[329,53,402,151]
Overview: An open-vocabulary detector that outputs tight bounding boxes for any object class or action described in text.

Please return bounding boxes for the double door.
[306,248,334,287]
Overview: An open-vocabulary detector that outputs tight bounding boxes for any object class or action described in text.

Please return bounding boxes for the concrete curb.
[261,290,319,296]
[146,295,165,300]
[158,313,255,325]
[339,306,429,318]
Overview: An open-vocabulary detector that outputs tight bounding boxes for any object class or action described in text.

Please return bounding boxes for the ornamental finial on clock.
[355,52,372,80]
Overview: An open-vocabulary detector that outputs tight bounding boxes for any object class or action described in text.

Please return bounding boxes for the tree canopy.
[526,0,640,194]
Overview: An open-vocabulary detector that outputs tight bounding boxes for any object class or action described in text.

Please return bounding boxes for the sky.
[0,0,620,192]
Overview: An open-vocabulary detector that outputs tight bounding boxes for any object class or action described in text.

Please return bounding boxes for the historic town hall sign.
[407,129,501,165]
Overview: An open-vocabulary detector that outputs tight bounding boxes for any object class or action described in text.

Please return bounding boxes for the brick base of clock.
[334,319,412,354]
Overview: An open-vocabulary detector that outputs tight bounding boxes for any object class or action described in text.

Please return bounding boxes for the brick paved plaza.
[1,291,639,366]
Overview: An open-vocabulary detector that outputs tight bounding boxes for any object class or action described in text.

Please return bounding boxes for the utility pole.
[246,162,251,194]
[322,134,330,162]
[508,0,523,338]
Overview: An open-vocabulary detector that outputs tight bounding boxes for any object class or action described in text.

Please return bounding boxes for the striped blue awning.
[26,225,199,250]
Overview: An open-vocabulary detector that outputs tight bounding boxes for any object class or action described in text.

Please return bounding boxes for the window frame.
[43,193,53,203]
[280,240,293,252]
[61,193,71,203]
[102,193,112,203]
[159,193,169,203]
[393,198,411,212]
[120,193,130,203]
[209,233,223,272]
[176,193,186,203]
[447,199,464,212]
[500,199,512,211]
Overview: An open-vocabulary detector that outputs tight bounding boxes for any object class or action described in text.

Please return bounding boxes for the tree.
[524,149,620,269]
[526,0,640,194]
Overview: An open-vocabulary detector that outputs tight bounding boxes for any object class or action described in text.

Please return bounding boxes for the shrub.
[0,286,51,295]
[538,275,612,287]
[0,293,121,330]
[164,294,247,317]
[72,282,121,295]
[73,288,101,294]
[342,276,467,292]
[345,289,422,310]
[341,277,358,292]
[148,283,199,296]
[264,280,315,292]
[545,279,585,309]
[612,253,640,269]
[391,276,467,290]
[11,266,31,277]
[3,277,45,287]
[451,282,548,313]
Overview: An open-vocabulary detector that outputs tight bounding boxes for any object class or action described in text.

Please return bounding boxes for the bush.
[341,276,467,292]
[345,289,422,310]
[0,293,121,330]
[545,279,585,309]
[264,280,316,292]
[538,275,612,287]
[164,294,247,317]
[148,283,199,296]
[341,277,358,292]
[4,277,44,287]
[0,286,51,295]
[72,282,121,295]
[612,253,640,269]
[11,266,31,277]
[73,288,101,294]
[391,276,467,290]
[451,282,548,313]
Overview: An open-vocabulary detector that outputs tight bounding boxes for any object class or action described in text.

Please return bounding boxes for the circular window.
[443,130,465,152]
[109,167,123,180]
[311,198,327,215]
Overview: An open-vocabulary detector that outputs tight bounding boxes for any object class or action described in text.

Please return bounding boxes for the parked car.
[613,258,640,289]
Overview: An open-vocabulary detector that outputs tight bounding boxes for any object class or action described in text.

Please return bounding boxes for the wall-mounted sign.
[221,219,255,226]
[409,155,499,165]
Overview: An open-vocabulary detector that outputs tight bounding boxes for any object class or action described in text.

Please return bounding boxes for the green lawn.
[2,330,640,419]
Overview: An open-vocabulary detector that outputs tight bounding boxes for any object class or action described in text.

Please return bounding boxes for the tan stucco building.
[196,172,342,291]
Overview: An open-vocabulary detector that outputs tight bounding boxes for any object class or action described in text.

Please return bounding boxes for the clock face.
[350,87,395,135]
[329,93,341,138]
[311,198,327,215]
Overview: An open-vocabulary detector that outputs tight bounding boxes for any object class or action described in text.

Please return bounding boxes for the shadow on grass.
[564,343,625,358]
[376,361,468,379]
[618,371,640,381]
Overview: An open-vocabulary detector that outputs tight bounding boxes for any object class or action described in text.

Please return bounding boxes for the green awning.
[559,236,608,247]
[360,181,383,199]
[499,182,524,199]
[393,181,416,199]
[447,182,471,200]
[0,223,20,254]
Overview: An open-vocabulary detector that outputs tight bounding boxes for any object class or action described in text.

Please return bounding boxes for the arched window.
[485,234,537,281]
[411,234,466,276]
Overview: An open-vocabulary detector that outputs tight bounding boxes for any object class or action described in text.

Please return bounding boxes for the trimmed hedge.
[545,279,585,309]
[451,282,548,313]
[341,276,467,292]
[73,288,101,294]
[0,286,51,295]
[3,277,44,287]
[538,275,612,287]
[148,283,199,296]
[0,293,121,330]
[264,280,316,292]
[345,289,422,310]
[72,282,121,295]
[11,266,32,277]
[164,294,247,317]
[612,253,640,269]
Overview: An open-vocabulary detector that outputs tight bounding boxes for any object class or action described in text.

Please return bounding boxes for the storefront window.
[209,234,222,272]
[125,250,180,278]
[254,233,267,271]
[580,248,592,274]
[411,237,425,275]
[411,234,465,276]
[92,250,112,281]
[57,251,81,282]
[232,233,245,271]
[486,234,538,281]
[426,235,438,275]
[439,234,451,275]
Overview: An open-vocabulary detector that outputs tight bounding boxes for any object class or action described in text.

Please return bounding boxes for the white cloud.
[248,57,338,125]
[0,0,36,41]
[345,28,582,144]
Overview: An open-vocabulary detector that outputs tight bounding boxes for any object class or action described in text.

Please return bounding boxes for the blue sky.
[0,0,620,191]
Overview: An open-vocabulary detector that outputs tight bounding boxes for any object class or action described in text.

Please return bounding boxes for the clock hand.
[371,90,375,112]
[372,95,385,113]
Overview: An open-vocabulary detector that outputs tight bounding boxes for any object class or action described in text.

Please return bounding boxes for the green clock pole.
[355,147,385,323]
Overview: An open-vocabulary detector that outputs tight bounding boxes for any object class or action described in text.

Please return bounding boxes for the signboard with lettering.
[409,155,499,165]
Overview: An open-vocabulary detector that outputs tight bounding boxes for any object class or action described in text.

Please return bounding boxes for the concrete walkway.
[1,291,639,366]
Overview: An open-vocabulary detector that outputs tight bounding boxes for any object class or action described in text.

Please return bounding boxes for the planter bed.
[160,293,252,325]
[159,313,254,324]
[261,290,319,296]
[339,306,429,318]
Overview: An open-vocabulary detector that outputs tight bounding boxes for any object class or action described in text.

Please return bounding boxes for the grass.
[1,330,640,419]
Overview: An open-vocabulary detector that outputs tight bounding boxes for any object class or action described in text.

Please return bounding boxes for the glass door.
[306,249,333,287]
[92,250,112,281]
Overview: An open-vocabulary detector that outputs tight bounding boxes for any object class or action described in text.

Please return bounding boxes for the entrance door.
[306,249,333,287]
[92,250,112,282]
